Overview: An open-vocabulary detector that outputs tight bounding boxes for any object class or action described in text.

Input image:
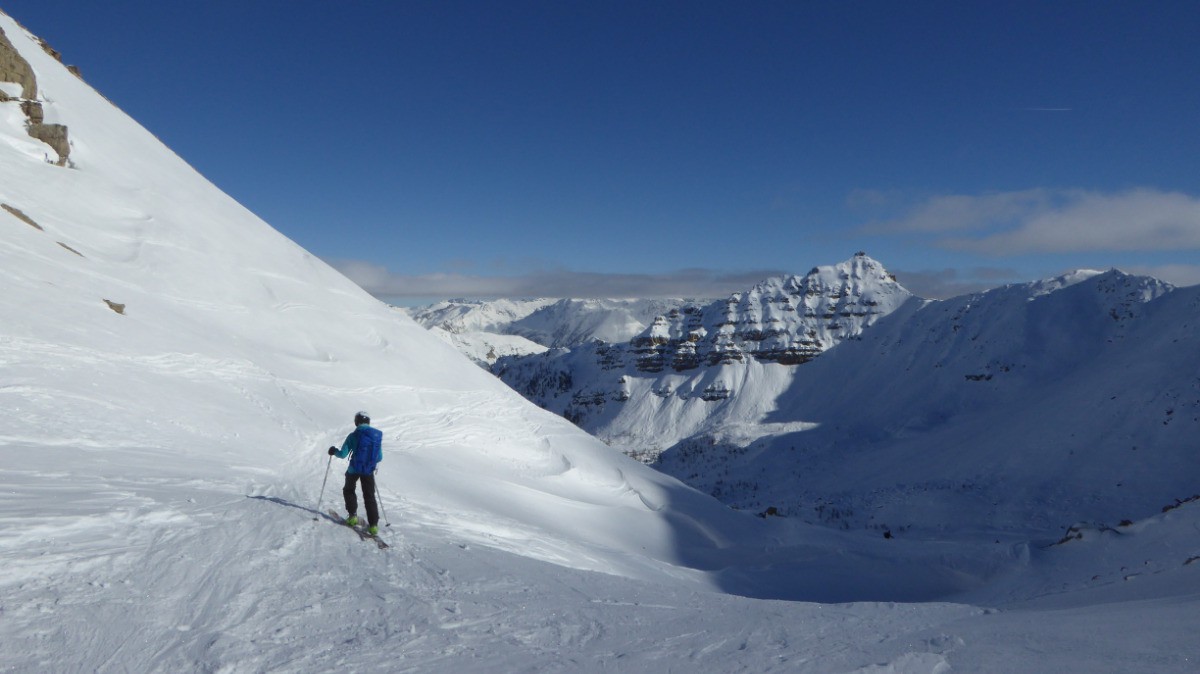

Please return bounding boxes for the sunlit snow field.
[1,10,1198,673]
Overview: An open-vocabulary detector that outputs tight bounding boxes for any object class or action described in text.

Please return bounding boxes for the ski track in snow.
[4,406,1199,672]
[0,477,987,673]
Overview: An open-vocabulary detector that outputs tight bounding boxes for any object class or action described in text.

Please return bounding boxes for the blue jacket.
[336,424,383,475]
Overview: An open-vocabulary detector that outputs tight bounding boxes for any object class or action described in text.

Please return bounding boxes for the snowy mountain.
[416,316,550,367]
[654,267,1199,534]
[405,297,559,336]
[493,253,914,460]
[485,254,1198,537]
[2,9,1199,672]
[406,296,695,366]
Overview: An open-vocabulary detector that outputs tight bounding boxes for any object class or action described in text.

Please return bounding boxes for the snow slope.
[407,297,693,366]
[656,268,1200,537]
[0,5,771,591]
[421,320,549,368]
[1,9,1198,672]
[477,251,1196,541]
[408,297,695,349]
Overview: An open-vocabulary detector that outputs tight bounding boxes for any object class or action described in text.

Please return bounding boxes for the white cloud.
[891,266,1023,300]
[868,189,1052,234]
[1123,264,1200,288]
[870,188,1200,254]
[329,259,787,303]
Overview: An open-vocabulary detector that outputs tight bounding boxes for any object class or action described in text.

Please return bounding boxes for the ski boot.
[345,515,359,527]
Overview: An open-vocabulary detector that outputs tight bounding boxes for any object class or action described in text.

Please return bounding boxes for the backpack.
[349,426,383,474]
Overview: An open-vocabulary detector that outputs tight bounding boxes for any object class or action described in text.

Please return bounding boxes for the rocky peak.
[492,255,919,455]
[632,253,912,370]
[1059,269,1174,325]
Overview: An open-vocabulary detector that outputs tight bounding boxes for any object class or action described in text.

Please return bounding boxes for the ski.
[328,510,389,549]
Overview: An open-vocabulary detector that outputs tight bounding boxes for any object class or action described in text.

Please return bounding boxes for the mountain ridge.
[486,253,916,459]
[655,266,1196,534]
[414,258,1197,536]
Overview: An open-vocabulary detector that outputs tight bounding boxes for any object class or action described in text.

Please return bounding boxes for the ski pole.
[375,470,390,527]
[314,454,332,520]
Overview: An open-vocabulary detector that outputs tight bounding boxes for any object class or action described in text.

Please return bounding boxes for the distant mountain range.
[410,255,1200,536]
[404,296,697,366]
[409,253,915,458]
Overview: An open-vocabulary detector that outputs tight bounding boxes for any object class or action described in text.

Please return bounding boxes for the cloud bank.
[333,186,1200,307]
[870,187,1200,254]
[332,257,1197,308]
[331,260,788,303]
[1123,264,1200,288]
[335,259,1046,304]
[890,266,1024,300]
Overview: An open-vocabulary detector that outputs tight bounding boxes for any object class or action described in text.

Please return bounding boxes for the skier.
[328,411,384,536]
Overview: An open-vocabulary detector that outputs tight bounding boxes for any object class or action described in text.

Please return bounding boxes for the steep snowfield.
[2,10,1199,672]
[0,5,773,590]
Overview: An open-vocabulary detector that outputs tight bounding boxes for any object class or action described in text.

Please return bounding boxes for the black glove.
[327,446,337,456]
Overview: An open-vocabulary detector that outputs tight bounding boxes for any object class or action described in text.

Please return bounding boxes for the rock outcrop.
[629,253,911,372]
[0,25,70,165]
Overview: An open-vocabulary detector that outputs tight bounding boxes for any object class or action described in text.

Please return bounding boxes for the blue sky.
[6,1,1200,302]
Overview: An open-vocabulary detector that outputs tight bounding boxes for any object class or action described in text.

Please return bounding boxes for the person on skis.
[328,411,384,536]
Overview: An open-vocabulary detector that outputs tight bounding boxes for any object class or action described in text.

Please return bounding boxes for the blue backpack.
[349,426,383,475]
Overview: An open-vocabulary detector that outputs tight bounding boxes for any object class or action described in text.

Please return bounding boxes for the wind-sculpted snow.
[2,9,1199,672]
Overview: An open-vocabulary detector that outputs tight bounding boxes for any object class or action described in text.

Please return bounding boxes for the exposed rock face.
[0,26,36,99]
[2,203,42,230]
[0,38,34,97]
[630,253,911,372]
[493,254,914,453]
[26,117,69,162]
[0,25,71,165]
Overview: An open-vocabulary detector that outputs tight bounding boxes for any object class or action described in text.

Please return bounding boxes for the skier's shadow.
[248,495,335,522]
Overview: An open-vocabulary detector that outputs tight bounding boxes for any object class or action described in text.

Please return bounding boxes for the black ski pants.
[343,473,379,527]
